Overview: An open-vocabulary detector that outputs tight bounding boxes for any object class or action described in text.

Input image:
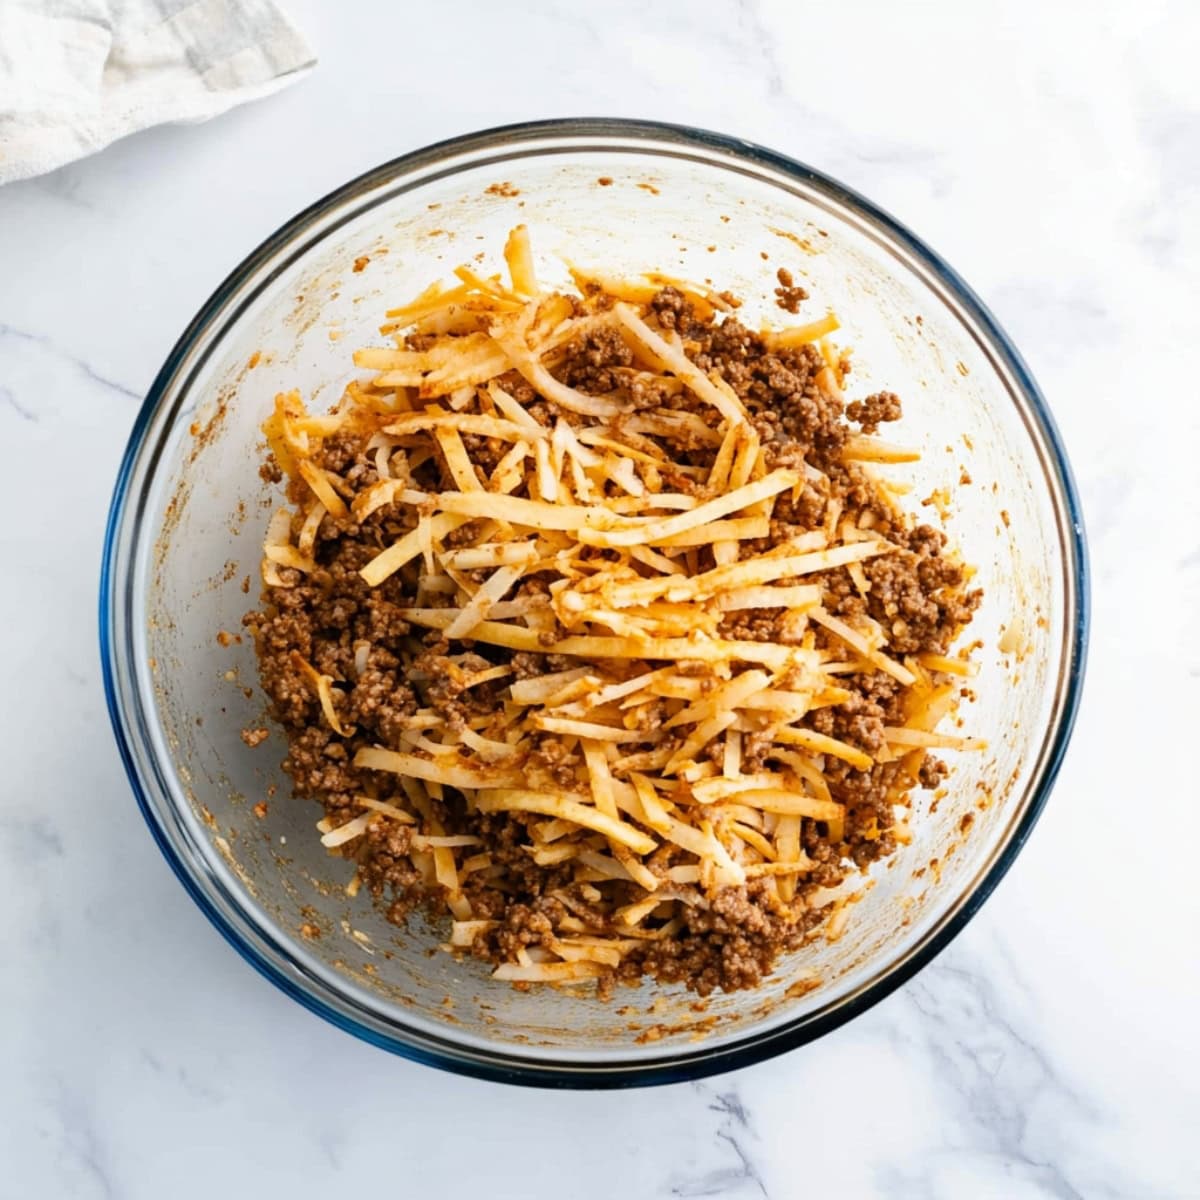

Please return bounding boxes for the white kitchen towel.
[0,0,315,185]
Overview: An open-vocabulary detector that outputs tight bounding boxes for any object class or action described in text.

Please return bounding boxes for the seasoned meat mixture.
[244,266,980,998]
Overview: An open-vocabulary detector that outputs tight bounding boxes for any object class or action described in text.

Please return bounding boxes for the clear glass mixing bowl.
[100,119,1088,1087]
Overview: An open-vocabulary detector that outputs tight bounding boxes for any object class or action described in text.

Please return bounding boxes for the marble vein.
[0,813,65,865]
[668,1084,769,1198]
[0,383,36,421]
[0,323,142,402]
[43,1081,117,1200]
[883,944,1135,1200]
[732,0,786,102]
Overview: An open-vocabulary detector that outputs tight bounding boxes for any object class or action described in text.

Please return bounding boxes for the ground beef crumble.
[773,267,808,313]
[847,390,903,434]
[243,283,981,998]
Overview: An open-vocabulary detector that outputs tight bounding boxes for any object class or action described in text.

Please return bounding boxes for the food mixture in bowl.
[242,227,983,998]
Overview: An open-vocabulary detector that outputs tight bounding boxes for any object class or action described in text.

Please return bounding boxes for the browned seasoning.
[785,974,822,999]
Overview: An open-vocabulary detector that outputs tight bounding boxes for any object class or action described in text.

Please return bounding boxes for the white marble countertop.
[2,2,1198,1196]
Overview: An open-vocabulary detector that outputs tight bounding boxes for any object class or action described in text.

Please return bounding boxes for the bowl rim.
[99,116,1090,1089]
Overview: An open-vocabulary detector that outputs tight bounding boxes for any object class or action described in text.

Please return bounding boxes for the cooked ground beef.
[773,267,809,313]
[243,284,980,998]
[846,390,903,434]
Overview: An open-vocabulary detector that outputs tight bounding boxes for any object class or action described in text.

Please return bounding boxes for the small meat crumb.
[846,391,903,434]
[241,727,270,748]
[773,267,808,313]
[253,801,269,819]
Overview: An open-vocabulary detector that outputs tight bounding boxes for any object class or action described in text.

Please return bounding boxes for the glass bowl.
[100,118,1088,1087]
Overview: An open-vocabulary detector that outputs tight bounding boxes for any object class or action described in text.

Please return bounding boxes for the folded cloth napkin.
[0,0,314,185]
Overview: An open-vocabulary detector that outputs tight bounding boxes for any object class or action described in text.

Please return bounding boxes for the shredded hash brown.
[243,227,983,996]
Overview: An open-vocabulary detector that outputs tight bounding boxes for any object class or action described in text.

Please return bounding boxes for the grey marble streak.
[886,958,1108,1199]
[1,1,1199,1198]
[0,383,36,422]
[669,1085,768,1197]
[36,1079,119,1200]
[0,322,142,403]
